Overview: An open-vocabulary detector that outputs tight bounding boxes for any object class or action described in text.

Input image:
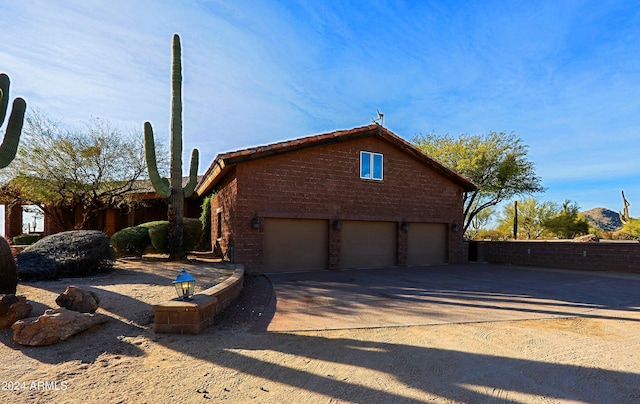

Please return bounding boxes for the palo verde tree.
[413,131,544,234]
[497,198,557,239]
[144,34,199,261]
[2,111,155,231]
[0,72,26,295]
[543,200,589,239]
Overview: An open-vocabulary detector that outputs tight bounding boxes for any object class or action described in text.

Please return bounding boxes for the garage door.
[340,221,396,268]
[263,218,328,272]
[407,223,447,265]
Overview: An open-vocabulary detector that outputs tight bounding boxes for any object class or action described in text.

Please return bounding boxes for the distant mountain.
[581,207,623,232]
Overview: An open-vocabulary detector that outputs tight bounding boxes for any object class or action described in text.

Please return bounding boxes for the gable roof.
[195,124,477,196]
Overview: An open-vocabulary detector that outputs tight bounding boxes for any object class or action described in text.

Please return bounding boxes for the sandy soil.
[1,258,640,403]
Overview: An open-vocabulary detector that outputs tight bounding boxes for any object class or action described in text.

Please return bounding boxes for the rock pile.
[2,285,107,346]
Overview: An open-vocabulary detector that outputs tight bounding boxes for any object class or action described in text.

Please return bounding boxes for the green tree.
[466,205,494,240]
[543,200,590,239]
[497,198,556,239]
[1,111,162,230]
[413,131,543,234]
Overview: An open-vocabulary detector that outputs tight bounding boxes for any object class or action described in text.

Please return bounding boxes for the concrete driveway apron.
[259,264,640,332]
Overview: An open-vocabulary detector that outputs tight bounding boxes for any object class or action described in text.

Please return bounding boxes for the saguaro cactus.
[0,73,25,294]
[144,34,199,261]
[620,190,630,225]
[0,73,25,169]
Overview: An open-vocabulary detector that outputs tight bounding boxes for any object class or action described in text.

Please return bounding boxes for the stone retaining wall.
[152,264,244,334]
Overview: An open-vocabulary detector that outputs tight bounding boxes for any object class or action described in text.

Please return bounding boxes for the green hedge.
[144,218,203,253]
[110,226,151,257]
[12,233,41,246]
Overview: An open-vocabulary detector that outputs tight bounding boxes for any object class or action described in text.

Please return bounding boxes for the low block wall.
[475,241,640,273]
[153,264,244,334]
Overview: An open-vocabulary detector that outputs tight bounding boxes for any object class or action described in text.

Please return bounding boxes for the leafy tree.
[413,131,543,234]
[465,205,494,240]
[1,111,165,231]
[497,198,556,239]
[543,200,590,239]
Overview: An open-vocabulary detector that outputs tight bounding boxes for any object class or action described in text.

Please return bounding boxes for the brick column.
[4,203,23,241]
[397,221,408,266]
[329,219,341,269]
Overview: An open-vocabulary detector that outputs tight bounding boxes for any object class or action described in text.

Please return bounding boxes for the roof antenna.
[372,109,384,127]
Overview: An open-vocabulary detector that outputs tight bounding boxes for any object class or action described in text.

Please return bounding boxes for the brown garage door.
[407,223,447,266]
[263,218,329,272]
[340,221,396,268]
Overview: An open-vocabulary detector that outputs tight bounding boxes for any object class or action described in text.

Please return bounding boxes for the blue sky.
[1,0,640,218]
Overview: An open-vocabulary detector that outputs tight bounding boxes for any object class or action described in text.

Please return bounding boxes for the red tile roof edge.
[195,124,476,195]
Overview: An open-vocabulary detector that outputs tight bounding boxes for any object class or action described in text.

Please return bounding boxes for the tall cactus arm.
[0,73,10,125]
[0,98,26,169]
[169,33,184,192]
[144,121,171,198]
[0,72,25,169]
[183,148,199,198]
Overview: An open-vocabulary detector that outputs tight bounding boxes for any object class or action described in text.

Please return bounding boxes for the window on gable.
[360,151,383,180]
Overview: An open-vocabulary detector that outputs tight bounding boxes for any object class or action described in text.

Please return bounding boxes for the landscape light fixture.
[173,268,196,300]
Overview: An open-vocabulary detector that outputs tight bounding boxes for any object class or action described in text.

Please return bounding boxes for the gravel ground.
[1,258,639,403]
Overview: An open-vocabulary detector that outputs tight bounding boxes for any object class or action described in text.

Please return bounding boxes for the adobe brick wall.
[210,169,238,260]
[215,136,466,272]
[479,241,640,273]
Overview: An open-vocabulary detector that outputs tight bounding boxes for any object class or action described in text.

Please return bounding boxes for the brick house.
[195,124,476,273]
[2,177,201,240]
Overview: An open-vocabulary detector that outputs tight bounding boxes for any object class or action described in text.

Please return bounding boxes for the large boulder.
[12,307,109,346]
[17,230,115,281]
[55,285,100,313]
[0,294,32,328]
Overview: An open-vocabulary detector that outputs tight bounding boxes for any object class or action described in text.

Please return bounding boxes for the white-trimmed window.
[360,151,383,180]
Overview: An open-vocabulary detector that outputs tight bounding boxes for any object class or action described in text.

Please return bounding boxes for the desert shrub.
[612,231,636,240]
[184,218,204,252]
[143,221,169,252]
[198,194,213,251]
[17,230,115,281]
[472,228,510,241]
[143,219,203,253]
[12,233,41,246]
[111,226,151,257]
[620,218,640,239]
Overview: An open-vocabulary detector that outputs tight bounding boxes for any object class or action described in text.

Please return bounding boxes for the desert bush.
[620,218,640,239]
[111,226,151,257]
[12,233,41,246]
[199,194,213,251]
[17,230,115,281]
[611,231,637,240]
[143,218,203,253]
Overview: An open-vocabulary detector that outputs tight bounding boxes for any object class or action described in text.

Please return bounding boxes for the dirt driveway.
[1,261,640,403]
[261,264,640,331]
